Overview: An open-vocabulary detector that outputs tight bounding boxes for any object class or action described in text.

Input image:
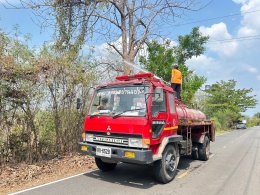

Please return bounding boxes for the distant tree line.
[203,80,257,130]
[247,113,260,127]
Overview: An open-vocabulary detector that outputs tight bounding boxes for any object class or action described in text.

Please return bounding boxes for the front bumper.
[78,142,153,164]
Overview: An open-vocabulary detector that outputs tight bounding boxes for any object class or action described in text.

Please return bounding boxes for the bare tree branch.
[8,0,202,74]
[107,43,123,57]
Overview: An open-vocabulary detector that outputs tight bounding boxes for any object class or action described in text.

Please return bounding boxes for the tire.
[198,136,210,161]
[191,143,199,160]
[153,144,179,184]
[95,157,117,172]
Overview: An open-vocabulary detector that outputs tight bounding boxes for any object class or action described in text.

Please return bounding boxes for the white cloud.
[199,22,238,57]
[232,0,248,4]
[188,55,240,81]
[92,37,123,59]
[235,0,260,37]
[187,55,217,70]
[200,22,231,40]
[241,64,259,74]
[238,27,257,36]
[247,66,258,73]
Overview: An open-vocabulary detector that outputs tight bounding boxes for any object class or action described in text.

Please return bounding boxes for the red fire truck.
[78,73,215,183]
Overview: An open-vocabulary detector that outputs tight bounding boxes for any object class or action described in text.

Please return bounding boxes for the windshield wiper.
[112,108,145,119]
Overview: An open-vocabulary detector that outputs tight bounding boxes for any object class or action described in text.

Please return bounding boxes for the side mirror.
[154,87,164,102]
[76,98,82,109]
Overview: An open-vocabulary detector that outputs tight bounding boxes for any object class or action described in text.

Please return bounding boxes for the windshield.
[89,86,149,117]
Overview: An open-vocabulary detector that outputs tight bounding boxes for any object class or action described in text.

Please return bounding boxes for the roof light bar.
[116,75,129,81]
[134,73,154,78]
[116,73,154,81]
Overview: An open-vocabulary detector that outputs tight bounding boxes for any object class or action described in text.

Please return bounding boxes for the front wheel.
[153,144,179,183]
[95,157,117,172]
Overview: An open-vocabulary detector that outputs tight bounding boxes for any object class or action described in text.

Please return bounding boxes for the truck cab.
[78,73,215,183]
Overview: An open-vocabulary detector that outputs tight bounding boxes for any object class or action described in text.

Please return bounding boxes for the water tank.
[176,105,206,121]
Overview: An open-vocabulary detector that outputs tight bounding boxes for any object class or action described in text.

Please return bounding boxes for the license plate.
[96,146,111,158]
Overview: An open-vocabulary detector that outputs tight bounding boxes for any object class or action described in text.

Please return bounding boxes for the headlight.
[129,138,142,148]
[86,134,94,142]
[128,138,149,148]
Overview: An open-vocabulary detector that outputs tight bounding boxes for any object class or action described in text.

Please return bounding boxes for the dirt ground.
[0,154,95,195]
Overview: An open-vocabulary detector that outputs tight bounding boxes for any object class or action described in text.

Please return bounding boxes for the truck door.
[151,90,168,139]
[166,92,178,133]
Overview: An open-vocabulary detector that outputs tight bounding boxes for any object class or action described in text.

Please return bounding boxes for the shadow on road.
[84,156,194,189]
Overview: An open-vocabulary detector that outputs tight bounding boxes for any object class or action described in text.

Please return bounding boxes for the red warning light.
[116,73,154,81]
[116,75,130,81]
[134,73,154,78]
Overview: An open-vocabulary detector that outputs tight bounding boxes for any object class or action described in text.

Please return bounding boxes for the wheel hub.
[165,153,176,172]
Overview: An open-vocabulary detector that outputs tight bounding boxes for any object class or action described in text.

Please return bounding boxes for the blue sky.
[0,0,259,116]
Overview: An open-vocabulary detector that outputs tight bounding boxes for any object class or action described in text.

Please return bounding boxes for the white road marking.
[128,181,144,186]
[209,154,215,159]
[9,168,98,195]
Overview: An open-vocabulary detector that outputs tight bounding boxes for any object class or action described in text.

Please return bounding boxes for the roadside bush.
[0,31,97,165]
[36,111,56,160]
[247,117,260,127]
[212,109,240,131]
[211,117,222,131]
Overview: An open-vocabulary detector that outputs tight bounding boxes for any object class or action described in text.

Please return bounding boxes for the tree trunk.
[49,84,64,155]
[22,100,38,163]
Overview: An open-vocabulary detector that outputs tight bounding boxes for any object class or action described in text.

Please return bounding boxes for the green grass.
[216,129,232,136]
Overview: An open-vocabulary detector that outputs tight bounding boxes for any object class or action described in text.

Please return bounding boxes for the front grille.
[92,135,129,146]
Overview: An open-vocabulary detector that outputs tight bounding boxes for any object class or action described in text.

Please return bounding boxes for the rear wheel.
[191,143,199,160]
[153,144,179,183]
[198,136,210,161]
[95,157,117,172]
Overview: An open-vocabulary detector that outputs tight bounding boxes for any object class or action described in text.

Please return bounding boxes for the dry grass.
[0,154,95,195]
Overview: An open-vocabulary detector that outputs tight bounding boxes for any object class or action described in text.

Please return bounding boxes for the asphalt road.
[12,126,260,195]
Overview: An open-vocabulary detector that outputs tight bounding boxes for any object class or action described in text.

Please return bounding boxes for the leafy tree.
[0,30,44,163]
[0,29,97,165]
[175,27,209,65]
[204,80,257,120]
[139,40,175,82]
[247,115,260,127]
[212,109,241,130]
[178,64,206,105]
[254,112,260,118]
[139,27,208,105]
